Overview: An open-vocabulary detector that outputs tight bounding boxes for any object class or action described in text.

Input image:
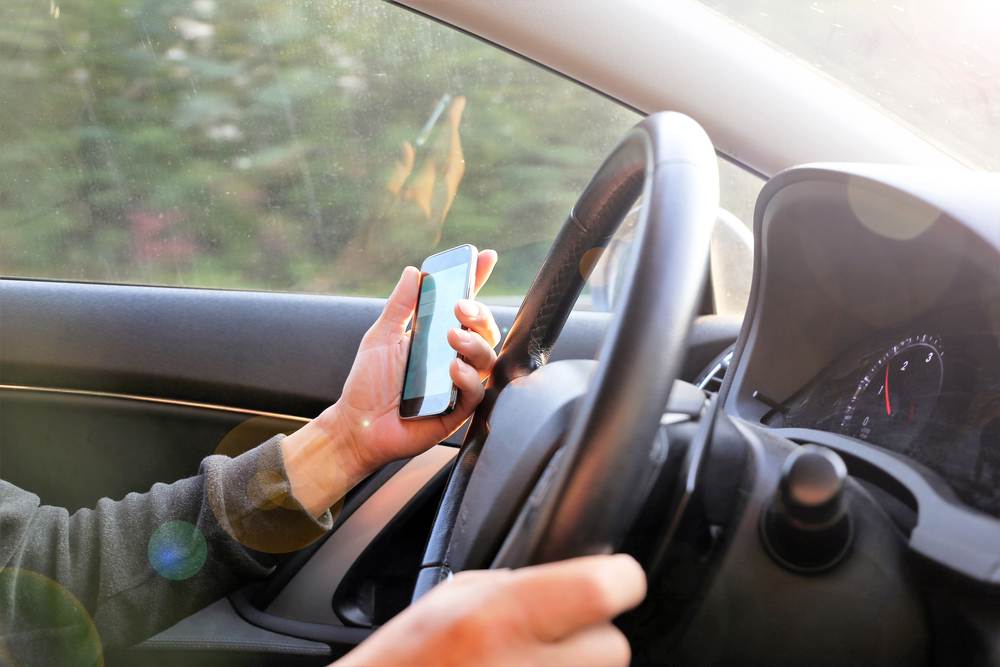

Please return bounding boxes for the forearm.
[0,436,333,653]
[0,474,265,651]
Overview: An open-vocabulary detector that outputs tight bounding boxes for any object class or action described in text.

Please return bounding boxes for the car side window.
[1,0,761,305]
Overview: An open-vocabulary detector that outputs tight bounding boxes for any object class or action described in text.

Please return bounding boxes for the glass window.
[719,158,763,230]
[1,0,762,304]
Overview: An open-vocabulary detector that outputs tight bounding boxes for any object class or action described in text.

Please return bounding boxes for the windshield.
[698,0,1000,170]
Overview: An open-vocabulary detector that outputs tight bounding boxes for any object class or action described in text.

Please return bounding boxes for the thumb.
[372,266,420,338]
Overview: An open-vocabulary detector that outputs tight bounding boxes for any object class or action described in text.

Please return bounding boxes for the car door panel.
[0,388,306,513]
[0,277,740,664]
[105,599,334,667]
[2,278,740,509]
[0,278,631,413]
[0,278,629,505]
[0,278,383,417]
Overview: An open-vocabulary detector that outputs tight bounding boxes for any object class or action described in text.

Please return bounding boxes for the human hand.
[335,248,499,467]
[336,554,647,667]
[282,250,499,516]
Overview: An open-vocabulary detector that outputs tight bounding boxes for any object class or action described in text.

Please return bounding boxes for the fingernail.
[453,328,471,343]
[458,300,479,318]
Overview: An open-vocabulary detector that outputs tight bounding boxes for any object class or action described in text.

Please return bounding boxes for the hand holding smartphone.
[399,245,479,419]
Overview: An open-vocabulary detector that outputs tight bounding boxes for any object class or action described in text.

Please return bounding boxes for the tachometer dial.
[841,335,944,443]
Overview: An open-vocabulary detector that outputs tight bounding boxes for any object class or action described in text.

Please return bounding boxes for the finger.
[369,266,420,340]
[533,624,632,667]
[435,358,485,433]
[504,554,647,643]
[455,300,501,349]
[450,357,485,404]
[448,328,497,380]
[473,249,498,297]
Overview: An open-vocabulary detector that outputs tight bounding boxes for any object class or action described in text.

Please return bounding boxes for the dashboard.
[763,288,1000,517]
[722,164,1000,582]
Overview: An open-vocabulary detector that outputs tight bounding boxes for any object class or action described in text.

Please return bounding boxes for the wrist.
[281,405,372,517]
[322,401,385,477]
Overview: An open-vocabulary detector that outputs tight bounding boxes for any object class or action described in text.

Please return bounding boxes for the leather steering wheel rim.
[413,112,719,600]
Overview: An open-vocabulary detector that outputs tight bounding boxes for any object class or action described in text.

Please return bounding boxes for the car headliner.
[393,0,965,177]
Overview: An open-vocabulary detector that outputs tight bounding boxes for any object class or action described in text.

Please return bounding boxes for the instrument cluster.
[763,304,1000,518]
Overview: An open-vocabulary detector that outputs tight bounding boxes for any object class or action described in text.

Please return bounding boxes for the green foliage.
[0,0,642,297]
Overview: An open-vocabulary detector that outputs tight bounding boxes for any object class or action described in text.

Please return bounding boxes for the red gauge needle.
[885,365,891,416]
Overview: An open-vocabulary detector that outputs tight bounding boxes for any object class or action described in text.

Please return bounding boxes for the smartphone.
[399,244,479,419]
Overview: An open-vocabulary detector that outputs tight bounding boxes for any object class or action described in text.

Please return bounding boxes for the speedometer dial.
[841,335,944,443]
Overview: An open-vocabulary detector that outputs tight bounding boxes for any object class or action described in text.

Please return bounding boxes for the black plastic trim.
[229,589,373,649]
[243,458,413,611]
[777,427,1000,584]
[333,463,452,627]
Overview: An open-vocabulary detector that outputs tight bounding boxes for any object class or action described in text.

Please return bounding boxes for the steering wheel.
[412,112,720,599]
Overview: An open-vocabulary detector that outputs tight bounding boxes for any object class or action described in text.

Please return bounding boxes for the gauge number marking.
[841,335,944,442]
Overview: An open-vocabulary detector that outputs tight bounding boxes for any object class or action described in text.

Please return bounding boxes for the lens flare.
[147,521,208,581]
[0,568,103,666]
[847,175,940,241]
[208,415,342,553]
[247,470,288,510]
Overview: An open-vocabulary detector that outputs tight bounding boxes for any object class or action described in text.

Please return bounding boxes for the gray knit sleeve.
[0,434,333,661]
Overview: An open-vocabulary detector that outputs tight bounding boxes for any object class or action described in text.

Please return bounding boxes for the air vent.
[696,349,734,395]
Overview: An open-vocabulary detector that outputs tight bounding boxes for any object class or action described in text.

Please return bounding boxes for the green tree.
[0,0,641,297]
